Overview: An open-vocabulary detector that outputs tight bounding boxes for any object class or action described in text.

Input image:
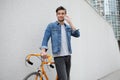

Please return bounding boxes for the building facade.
[88,0,120,41]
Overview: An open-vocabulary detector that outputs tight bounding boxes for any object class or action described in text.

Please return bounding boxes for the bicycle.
[23,53,58,80]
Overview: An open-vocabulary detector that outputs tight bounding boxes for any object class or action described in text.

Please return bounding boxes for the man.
[40,6,80,80]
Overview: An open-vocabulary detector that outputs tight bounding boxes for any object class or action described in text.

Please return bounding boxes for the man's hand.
[41,51,48,59]
[64,15,71,24]
[41,49,47,59]
[64,15,76,30]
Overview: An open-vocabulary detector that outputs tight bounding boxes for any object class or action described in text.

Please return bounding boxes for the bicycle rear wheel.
[23,72,43,80]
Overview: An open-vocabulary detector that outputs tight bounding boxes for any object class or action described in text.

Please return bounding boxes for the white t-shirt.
[53,25,70,57]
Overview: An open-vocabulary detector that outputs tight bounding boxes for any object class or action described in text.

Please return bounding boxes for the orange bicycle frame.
[26,53,58,80]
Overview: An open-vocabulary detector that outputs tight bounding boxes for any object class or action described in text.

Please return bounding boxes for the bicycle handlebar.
[27,60,33,65]
[26,53,54,67]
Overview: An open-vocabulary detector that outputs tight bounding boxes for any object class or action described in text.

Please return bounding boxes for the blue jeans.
[54,55,71,80]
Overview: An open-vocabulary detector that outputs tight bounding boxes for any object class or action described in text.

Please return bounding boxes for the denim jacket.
[40,21,80,54]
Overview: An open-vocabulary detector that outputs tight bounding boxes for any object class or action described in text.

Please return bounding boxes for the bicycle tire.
[23,72,43,80]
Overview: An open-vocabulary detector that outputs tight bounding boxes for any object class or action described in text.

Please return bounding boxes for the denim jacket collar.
[55,21,67,27]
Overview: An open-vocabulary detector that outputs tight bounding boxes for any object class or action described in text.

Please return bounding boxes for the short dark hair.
[56,6,67,14]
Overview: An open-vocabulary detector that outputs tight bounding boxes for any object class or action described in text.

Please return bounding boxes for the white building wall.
[0,0,120,80]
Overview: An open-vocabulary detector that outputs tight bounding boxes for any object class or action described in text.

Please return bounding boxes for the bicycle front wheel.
[23,72,43,80]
